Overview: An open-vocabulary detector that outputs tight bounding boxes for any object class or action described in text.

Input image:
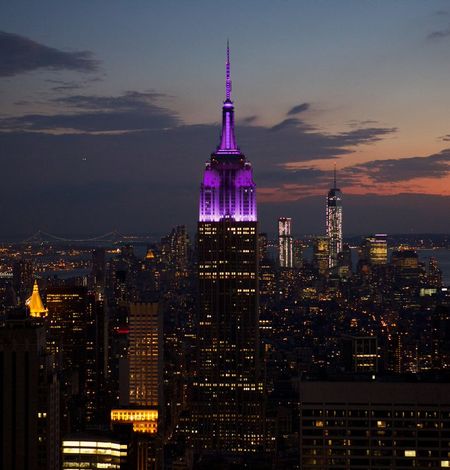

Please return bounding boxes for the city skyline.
[1,1,450,236]
[1,28,450,467]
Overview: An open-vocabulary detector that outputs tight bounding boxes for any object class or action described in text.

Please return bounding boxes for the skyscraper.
[0,316,60,470]
[313,236,330,275]
[278,217,293,268]
[46,286,97,430]
[326,165,343,268]
[26,279,47,317]
[127,302,161,409]
[360,234,388,266]
[193,44,264,456]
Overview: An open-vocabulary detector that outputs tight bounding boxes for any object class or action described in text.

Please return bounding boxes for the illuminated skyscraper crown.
[199,43,257,222]
[26,279,48,317]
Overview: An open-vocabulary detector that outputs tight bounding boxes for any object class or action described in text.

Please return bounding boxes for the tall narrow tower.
[193,43,264,455]
[326,165,343,268]
[278,217,293,268]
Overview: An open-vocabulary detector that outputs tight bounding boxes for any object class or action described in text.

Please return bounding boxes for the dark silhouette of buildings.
[0,316,60,470]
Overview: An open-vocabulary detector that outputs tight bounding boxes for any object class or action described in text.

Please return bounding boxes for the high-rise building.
[111,303,161,469]
[160,225,190,271]
[12,259,33,304]
[293,239,303,268]
[278,217,293,268]
[91,248,106,297]
[360,234,388,266]
[298,381,450,469]
[62,433,127,470]
[392,248,420,285]
[0,316,60,470]
[258,232,268,262]
[342,335,378,374]
[46,286,97,431]
[326,166,343,268]
[26,279,48,317]
[128,302,161,410]
[193,44,265,456]
[313,236,330,275]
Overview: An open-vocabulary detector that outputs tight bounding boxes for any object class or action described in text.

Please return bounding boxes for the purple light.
[216,41,239,153]
[199,43,257,222]
[199,162,257,222]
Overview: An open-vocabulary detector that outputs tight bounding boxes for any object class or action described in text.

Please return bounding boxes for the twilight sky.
[1,0,450,237]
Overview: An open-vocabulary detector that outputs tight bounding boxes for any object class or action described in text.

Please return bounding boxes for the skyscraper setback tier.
[192,44,265,455]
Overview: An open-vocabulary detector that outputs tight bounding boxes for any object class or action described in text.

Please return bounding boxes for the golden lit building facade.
[361,234,388,266]
[128,302,161,408]
[26,279,48,317]
[62,435,127,469]
[313,236,330,275]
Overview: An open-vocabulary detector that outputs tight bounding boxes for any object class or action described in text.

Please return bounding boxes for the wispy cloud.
[0,91,179,133]
[346,149,450,182]
[287,102,310,116]
[0,31,99,77]
[427,26,450,40]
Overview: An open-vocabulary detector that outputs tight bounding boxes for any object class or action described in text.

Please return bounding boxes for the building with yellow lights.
[62,434,127,469]
[26,279,47,317]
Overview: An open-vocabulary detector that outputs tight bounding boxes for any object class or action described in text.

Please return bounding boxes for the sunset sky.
[1,0,450,236]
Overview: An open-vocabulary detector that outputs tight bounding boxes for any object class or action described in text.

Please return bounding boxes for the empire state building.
[191,44,265,455]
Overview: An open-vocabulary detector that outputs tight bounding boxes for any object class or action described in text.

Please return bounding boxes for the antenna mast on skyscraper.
[226,39,232,101]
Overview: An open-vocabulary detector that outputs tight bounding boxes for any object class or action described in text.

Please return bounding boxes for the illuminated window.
[405,450,416,457]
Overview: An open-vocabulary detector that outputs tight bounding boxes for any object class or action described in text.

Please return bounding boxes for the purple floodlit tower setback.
[199,42,257,222]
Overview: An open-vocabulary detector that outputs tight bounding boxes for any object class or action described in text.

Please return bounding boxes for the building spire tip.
[225,40,232,101]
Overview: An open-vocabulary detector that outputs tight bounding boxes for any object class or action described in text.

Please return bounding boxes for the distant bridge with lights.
[21,230,157,245]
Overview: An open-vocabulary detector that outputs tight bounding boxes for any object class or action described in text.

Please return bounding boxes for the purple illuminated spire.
[217,41,239,154]
[199,43,257,222]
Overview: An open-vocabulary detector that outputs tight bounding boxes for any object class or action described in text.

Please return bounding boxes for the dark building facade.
[298,381,450,469]
[0,317,60,470]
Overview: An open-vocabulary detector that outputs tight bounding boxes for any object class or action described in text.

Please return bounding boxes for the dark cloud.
[270,118,305,132]
[347,119,379,128]
[427,27,450,40]
[257,167,329,187]
[0,30,99,77]
[45,79,84,92]
[0,91,179,132]
[287,102,310,116]
[0,96,397,236]
[347,149,450,182]
[435,10,449,16]
[241,115,258,124]
[440,134,450,142]
[53,91,167,110]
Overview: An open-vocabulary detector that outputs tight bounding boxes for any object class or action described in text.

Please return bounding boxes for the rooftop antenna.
[225,39,232,101]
